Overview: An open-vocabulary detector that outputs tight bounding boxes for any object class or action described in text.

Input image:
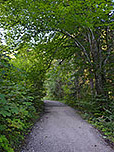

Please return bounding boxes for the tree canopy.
[0,0,114,151]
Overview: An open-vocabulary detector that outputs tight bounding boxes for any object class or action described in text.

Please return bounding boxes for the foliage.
[45,59,114,144]
[0,44,45,151]
[0,0,114,150]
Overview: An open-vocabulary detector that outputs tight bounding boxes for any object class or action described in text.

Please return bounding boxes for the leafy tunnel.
[0,0,114,151]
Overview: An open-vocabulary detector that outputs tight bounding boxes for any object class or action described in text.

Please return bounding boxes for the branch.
[57,29,92,66]
[46,48,58,70]
[88,28,95,40]
[103,48,112,66]
[62,45,75,48]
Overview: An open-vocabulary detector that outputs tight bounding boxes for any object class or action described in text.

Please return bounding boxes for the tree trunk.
[94,72,104,95]
[90,78,94,95]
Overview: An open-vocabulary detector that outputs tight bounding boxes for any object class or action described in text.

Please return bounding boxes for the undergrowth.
[0,52,45,152]
[64,96,114,147]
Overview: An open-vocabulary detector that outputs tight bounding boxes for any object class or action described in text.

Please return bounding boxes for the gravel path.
[21,100,114,152]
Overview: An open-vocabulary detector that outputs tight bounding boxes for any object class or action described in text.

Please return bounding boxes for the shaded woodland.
[0,0,114,151]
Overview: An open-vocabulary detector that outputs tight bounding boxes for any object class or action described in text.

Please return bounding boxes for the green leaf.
[0,125,7,131]
[10,107,19,114]
[0,110,11,117]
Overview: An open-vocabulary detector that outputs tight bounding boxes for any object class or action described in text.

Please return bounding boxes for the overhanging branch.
[57,29,92,66]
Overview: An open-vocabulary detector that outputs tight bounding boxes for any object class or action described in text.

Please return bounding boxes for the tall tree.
[0,0,114,97]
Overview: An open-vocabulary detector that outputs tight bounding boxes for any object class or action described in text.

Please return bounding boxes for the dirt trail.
[21,100,114,152]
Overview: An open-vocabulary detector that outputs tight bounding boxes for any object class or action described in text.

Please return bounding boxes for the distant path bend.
[22,100,114,152]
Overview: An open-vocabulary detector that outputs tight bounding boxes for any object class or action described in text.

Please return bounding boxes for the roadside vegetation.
[0,0,114,151]
[0,45,46,151]
[44,60,114,146]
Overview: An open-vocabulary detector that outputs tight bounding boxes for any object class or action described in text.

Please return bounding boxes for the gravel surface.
[21,100,114,152]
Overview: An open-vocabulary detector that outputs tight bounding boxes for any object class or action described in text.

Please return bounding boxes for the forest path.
[21,100,113,152]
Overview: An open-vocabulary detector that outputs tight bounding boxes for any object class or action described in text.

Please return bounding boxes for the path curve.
[22,100,114,152]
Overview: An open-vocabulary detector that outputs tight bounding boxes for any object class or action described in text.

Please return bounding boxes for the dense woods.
[0,0,114,151]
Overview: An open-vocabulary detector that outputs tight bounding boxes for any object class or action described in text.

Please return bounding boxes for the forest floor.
[21,100,114,152]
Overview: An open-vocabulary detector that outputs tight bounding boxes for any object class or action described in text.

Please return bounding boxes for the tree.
[0,1,114,149]
[1,0,113,97]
